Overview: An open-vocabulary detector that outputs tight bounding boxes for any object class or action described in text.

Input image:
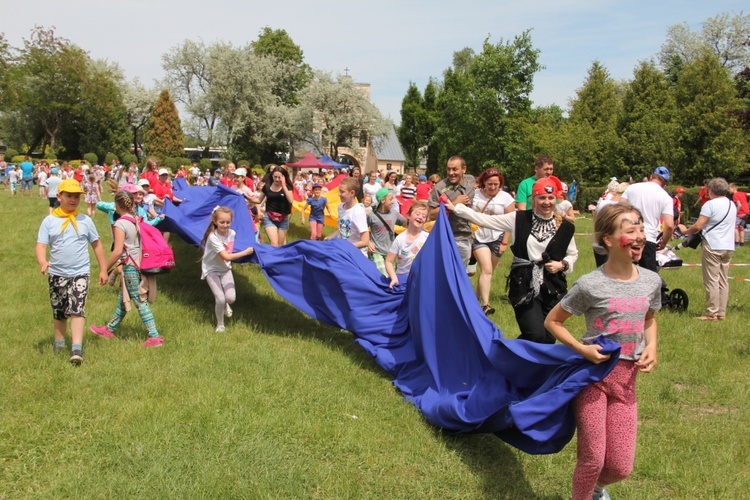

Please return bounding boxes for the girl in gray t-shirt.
[544,202,661,500]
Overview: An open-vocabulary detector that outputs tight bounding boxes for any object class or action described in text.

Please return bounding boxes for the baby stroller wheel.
[667,288,689,311]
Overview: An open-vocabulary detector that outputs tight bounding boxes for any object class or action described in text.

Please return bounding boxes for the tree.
[568,61,624,181]
[298,72,391,160]
[422,79,441,175]
[397,82,425,170]
[123,78,158,159]
[251,27,311,106]
[433,32,542,181]
[673,51,748,183]
[618,61,680,179]
[145,90,184,160]
[659,11,750,75]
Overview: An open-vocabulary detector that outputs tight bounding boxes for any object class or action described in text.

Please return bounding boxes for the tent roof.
[285,152,329,169]
[319,154,349,169]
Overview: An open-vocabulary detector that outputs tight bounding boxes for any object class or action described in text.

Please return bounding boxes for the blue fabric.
[164,196,620,454]
[161,183,257,251]
[319,154,350,169]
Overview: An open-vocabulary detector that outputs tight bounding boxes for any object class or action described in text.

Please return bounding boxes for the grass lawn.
[1,189,748,498]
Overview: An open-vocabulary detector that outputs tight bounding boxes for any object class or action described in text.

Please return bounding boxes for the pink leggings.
[572,360,638,500]
[310,220,324,240]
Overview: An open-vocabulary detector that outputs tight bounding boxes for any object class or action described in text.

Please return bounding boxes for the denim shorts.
[263,213,290,230]
[472,237,503,257]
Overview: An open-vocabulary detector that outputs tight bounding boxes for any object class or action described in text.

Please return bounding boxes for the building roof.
[374,127,405,162]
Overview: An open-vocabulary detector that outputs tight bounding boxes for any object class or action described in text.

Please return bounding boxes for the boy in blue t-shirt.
[35,179,108,365]
[305,183,332,240]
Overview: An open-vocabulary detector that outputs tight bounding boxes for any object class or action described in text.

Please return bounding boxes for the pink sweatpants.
[572,360,639,500]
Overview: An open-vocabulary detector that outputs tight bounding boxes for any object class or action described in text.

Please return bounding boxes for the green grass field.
[1,188,748,498]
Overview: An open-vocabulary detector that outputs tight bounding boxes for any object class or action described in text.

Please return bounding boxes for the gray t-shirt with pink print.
[561,266,662,361]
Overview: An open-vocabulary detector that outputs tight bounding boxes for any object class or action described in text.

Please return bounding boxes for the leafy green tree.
[673,51,748,183]
[660,11,750,75]
[123,78,158,160]
[422,79,441,175]
[434,31,542,178]
[251,27,312,106]
[145,90,184,160]
[568,61,624,182]
[618,61,680,180]
[297,72,391,160]
[397,82,426,170]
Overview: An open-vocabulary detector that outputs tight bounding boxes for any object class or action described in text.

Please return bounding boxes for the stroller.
[656,246,689,311]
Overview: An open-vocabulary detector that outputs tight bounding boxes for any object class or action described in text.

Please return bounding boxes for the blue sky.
[3,0,746,125]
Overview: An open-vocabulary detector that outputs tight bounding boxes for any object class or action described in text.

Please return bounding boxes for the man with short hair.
[515,155,554,210]
[20,156,35,196]
[428,156,476,270]
[621,166,674,272]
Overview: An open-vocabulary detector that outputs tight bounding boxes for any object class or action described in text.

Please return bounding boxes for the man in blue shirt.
[20,156,35,196]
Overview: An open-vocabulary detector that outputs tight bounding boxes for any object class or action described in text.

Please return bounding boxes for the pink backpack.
[120,215,175,274]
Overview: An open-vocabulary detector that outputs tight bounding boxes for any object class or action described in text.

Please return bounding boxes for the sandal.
[482,304,495,316]
[697,315,718,321]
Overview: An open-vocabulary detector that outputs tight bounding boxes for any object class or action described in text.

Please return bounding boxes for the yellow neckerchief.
[51,207,80,234]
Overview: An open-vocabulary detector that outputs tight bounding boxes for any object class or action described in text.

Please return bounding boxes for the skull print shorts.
[48,274,90,320]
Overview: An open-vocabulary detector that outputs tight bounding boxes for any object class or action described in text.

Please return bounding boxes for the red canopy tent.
[285,152,330,173]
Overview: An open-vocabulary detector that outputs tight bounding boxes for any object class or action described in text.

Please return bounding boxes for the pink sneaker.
[142,337,164,347]
[90,325,115,339]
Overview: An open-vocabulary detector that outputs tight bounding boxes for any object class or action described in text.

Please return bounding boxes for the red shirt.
[220,177,236,189]
[415,182,432,201]
[142,170,159,189]
[734,191,749,216]
[699,186,710,206]
[152,180,173,201]
[73,169,84,182]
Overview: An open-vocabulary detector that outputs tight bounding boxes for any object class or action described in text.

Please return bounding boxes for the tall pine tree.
[145,89,184,161]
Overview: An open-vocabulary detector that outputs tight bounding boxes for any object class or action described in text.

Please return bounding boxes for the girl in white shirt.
[200,207,255,332]
[386,201,430,288]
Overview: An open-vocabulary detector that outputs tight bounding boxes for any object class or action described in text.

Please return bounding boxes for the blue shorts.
[22,177,34,190]
[263,214,290,230]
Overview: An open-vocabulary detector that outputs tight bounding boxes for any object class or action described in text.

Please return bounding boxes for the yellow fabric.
[292,191,342,228]
[51,207,80,234]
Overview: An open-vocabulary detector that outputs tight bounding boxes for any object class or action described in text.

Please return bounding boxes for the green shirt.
[515,176,536,207]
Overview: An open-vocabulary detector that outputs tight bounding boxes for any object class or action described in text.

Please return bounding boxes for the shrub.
[252,165,265,176]
[83,152,99,165]
[104,153,119,165]
[4,148,19,161]
[11,155,26,164]
[237,160,250,168]
[199,158,213,171]
[44,152,57,161]
[69,160,82,168]
[120,153,137,166]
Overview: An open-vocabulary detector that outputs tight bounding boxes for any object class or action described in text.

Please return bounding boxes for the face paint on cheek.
[619,236,634,248]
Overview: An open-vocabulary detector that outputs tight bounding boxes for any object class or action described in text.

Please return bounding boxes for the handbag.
[267,211,286,223]
[682,200,732,249]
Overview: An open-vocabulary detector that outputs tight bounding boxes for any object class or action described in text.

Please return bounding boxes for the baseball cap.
[375,187,391,205]
[158,168,169,176]
[419,175,427,182]
[50,168,59,174]
[312,183,322,189]
[653,166,670,182]
[532,176,563,199]
[138,178,151,187]
[234,168,247,177]
[675,187,686,194]
[121,183,138,194]
[58,179,84,194]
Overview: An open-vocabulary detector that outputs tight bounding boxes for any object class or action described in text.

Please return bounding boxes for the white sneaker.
[215,326,225,333]
[224,304,233,317]
[467,264,477,277]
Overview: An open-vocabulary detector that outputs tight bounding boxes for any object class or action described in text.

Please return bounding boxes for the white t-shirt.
[201,230,235,279]
[363,182,381,199]
[337,203,368,255]
[700,197,736,251]
[471,189,515,243]
[38,171,48,186]
[556,199,573,218]
[189,166,200,177]
[621,181,673,243]
[389,230,429,275]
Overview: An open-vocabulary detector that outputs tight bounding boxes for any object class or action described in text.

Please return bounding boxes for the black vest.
[510,211,575,298]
